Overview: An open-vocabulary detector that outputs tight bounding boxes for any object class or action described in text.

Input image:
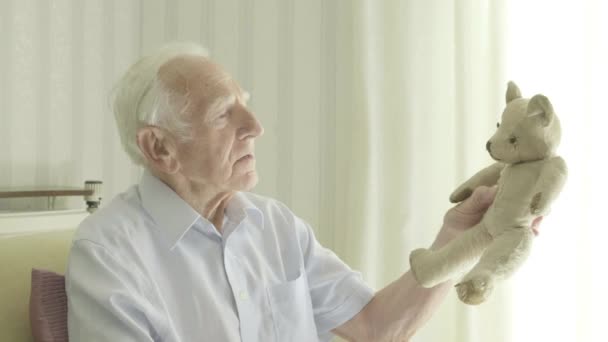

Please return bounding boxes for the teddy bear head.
[486,81,562,164]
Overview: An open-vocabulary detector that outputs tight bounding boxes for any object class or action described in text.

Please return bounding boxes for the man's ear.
[506,81,522,103]
[136,126,180,174]
[527,94,555,127]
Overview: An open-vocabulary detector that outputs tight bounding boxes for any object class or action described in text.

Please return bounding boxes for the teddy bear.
[409,81,568,305]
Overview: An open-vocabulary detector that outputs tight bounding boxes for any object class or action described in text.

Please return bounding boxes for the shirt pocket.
[266,269,319,342]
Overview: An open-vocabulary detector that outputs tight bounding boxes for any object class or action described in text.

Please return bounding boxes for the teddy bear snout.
[486,141,492,153]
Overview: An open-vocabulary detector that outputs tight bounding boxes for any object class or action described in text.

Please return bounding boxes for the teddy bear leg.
[456,228,534,305]
[409,223,492,288]
[455,271,494,305]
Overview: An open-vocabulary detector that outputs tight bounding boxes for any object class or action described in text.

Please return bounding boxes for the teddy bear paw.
[455,275,494,305]
[449,187,473,203]
[409,248,435,287]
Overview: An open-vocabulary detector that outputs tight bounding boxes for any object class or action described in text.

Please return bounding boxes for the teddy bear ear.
[506,81,522,103]
[527,94,555,127]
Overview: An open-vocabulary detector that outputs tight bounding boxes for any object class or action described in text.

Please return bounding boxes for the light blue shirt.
[66,171,374,341]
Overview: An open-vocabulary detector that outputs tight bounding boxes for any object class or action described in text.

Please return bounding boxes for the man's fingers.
[531,216,543,236]
[456,186,497,214]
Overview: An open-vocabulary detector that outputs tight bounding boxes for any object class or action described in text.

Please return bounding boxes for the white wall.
[0,0,346,244]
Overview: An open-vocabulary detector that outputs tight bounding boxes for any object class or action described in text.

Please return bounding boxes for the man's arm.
[332,186,498,341]
[331,238,455,341]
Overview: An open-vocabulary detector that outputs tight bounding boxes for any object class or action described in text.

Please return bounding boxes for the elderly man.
[65,43,515,341]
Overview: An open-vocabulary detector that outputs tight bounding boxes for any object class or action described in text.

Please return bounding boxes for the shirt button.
[239,290,249,301]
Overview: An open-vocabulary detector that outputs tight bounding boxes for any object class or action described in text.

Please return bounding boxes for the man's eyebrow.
[206,95,236,118]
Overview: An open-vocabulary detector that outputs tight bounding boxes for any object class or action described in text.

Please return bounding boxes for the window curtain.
[330,1,513,341]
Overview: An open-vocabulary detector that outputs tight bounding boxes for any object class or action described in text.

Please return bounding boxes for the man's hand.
[436,186,542,246]
[444,186,497,230]
[531,216,542,236]
[435,186,496,245]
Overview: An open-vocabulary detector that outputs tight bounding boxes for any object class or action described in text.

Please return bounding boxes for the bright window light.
[506,1,608,341]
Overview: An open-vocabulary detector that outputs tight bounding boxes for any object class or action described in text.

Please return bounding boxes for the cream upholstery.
[0,228,76,342]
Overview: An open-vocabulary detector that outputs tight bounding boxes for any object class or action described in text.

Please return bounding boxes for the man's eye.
[218,111,229,119]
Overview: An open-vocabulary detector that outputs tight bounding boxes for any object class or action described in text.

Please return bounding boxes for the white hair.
[111,42,209,166]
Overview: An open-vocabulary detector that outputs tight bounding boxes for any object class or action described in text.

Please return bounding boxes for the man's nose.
[251,118,264,138]
[486,141,492,153]
[239,108,264,139]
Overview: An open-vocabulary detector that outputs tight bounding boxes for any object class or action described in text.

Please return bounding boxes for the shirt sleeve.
[294,216,375,337]
[65,239,167,341]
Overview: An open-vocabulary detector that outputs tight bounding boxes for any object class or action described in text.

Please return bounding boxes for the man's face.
[158,55,264,192]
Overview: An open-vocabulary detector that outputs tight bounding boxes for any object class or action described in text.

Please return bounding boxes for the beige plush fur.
[409,82,568,305]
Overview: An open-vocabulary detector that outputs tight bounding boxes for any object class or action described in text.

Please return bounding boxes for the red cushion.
[29,269,68,342]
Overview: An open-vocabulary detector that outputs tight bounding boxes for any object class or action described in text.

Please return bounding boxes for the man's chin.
[235,171,258,192]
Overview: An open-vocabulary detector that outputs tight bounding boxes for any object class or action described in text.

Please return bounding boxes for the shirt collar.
[225,192,264,229]
[139,170,201,250]
[138,170,263,250]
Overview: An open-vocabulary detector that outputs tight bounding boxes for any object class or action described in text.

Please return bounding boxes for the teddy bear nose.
[486,141,492,152]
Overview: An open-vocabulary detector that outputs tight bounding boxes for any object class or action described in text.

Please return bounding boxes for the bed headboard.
[0,209,90,237]
[0,179,101,236]
[0,181,102,341]
[0,212,82,341]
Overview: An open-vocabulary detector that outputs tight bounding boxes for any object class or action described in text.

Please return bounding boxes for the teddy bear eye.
[509,136,517,144]
[496,122,500,128]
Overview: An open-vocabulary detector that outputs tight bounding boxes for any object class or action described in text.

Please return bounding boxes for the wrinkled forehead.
[157,55,244,113]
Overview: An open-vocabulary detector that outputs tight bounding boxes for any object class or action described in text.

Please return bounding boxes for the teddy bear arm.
[450,162,505,203]
[530,157,568,214]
